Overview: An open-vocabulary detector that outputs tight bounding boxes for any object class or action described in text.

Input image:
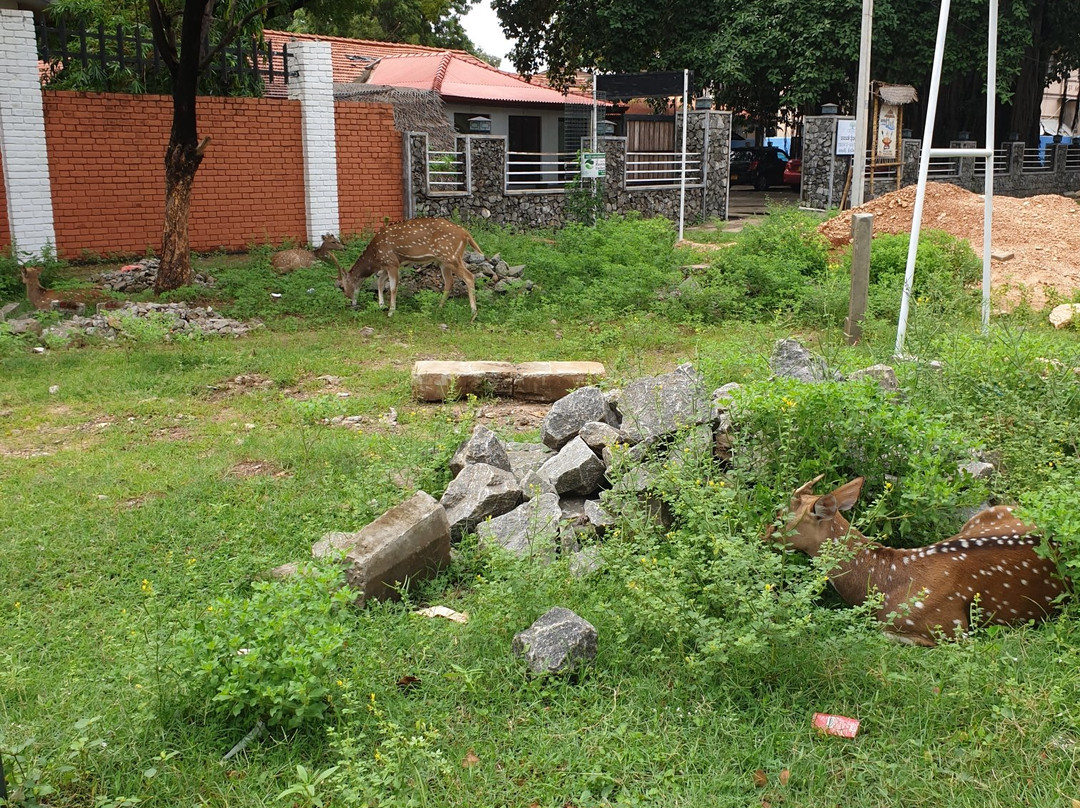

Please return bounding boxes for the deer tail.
[466,233,482,256]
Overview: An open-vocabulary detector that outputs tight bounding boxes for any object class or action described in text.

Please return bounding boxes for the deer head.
[767,475,867,556]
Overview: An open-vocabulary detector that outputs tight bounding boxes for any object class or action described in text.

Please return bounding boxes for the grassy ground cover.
[2,212,1079,807]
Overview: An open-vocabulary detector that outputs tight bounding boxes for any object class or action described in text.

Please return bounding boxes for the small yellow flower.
[206,605,214,612]
[14,601,20,610]
[337,680,345,687]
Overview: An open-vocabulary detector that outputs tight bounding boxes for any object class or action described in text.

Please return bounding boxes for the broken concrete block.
[512,606,598,674]
[439,463,522,538]
[616,364,710,443]
[476,493,562,558]
[513,361,606,403]
[411,360,516,401]
[541,386,619,450]
[536,436,606,496]
[991,249,1014,261]
[312,491,451,605]
[450,424,512,476]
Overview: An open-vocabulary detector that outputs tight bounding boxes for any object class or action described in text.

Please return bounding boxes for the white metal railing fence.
[926,155,959,178]
[1022,146,1053,172]
[974,148,1009,176]
[505,152,580,190]
[427,150,466,193]
[1067,146,1080,171]
[625,151,703,188]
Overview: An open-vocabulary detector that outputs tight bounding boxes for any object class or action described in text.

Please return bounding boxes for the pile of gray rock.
[30,302,259,342]
[465,251,532,295]
[91,258,216,293]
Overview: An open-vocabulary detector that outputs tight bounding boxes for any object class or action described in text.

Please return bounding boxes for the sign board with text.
[835,119,857,156]
[581,153,606,178]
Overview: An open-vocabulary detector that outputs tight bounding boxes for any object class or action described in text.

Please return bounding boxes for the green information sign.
[581,153,606,179]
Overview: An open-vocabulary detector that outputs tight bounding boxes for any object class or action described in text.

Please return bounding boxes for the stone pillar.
[687,110,731,220]
[901,139,921,186]
[0,10,57,260]
[287,40,340,244]
[802,115,850,211]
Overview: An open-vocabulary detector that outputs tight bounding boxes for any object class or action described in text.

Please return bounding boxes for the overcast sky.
[461,1,515,70]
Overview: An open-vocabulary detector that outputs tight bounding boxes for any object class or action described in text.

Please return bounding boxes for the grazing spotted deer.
[767,475,1067,646]
[337,218,480,321]
[271,233,345,274]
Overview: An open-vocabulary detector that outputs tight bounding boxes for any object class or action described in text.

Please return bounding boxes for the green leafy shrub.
[1016,459,1080,585]
[174,563,353,728]
[728,377,987,543]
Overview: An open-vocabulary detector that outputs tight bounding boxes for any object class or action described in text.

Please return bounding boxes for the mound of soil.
[817,182,1080,307]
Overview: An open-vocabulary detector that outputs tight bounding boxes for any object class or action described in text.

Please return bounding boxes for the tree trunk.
[152,0,213,294]
[1007,0,1049,144]
[156,138,203,293]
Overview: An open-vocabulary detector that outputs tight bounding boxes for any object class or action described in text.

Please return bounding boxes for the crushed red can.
[812,712,860,738]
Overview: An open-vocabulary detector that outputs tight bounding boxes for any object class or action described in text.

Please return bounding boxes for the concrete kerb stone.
[311,490,450,605]
[412,360,605,403]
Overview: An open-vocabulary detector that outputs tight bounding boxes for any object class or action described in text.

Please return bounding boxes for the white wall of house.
[443,103,579,153]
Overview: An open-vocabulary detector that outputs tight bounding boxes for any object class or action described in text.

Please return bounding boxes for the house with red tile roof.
[264,30,599,156]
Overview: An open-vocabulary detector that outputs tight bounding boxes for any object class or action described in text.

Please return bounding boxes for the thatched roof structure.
[333,83,456,149]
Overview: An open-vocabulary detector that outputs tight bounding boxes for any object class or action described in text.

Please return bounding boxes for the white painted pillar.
[287,40,340,244]
[0,10,57,261]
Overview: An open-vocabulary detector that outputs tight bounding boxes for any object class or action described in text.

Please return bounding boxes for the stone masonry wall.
[409,111,732,229]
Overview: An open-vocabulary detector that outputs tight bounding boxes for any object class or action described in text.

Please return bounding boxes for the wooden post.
[846,213,873,344]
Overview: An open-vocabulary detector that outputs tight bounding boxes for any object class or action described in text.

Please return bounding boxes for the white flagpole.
[678,69,689,241]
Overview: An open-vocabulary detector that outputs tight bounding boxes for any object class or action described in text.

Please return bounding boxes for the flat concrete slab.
[413,360,605,403]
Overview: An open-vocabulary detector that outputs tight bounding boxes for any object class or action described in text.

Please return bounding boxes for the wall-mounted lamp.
[820,102,839,115]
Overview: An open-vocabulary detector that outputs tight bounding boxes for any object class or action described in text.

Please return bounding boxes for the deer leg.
[453,260,477,322]
[386,267,398,317]
[375,270,387,309]
[438,264,454,309]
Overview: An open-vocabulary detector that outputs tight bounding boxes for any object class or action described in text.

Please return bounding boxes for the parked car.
[783,158,802,188]
[729,146,790,190]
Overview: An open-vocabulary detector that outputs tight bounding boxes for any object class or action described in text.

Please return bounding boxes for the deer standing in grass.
[767,475,1067,646]
[337,218,480,321]
[21,266,98,314]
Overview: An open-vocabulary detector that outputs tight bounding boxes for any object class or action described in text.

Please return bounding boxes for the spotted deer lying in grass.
[337,218,480,321]
[767,475,1067,646]
[271,233,345,274]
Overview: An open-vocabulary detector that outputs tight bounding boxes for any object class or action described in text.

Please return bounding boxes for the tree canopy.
[492,0,1080,143]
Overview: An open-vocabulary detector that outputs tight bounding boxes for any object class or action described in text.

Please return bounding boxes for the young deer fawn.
[768,475,1066,645]
[21,266,99,314]
[271,233,345,274]
[337,218,480,321]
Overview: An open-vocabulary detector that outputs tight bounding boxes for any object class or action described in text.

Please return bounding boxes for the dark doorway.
[509,115,543,186]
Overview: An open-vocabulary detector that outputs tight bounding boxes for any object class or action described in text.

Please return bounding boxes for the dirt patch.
[205,373,277,399]
[229,459,291,479]
[818,183,1080,307]
[445,400,550,432]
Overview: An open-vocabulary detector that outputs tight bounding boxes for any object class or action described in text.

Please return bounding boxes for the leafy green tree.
[268,0,480,50]
[492,0,1080,145]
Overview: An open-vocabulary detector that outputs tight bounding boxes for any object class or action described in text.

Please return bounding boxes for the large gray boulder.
[450,425,512,476]
[512,606,598,674]
[540,386,619,450]
[578,420,628,454]
[440,463,522,538]
[535,436,606,496]
[311,491,450,605]
[770,338,842,383]
[616,364,710,443]
[476,493,562,557]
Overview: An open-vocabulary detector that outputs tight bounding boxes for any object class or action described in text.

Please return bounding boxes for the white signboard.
[835,119,857,156]
[581,153,606,178]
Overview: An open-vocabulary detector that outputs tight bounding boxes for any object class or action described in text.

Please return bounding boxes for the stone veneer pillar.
[287,40,340,244]
[0,10,57,260]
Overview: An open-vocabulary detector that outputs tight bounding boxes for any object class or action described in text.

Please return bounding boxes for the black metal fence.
[35,18,296,97]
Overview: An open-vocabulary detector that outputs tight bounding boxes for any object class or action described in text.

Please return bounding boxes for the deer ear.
[830,477,864,511]
[813,495,839,518]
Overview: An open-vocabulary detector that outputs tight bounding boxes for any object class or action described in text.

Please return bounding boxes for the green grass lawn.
[2,215,1079,808]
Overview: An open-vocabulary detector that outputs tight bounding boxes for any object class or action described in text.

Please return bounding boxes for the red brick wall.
[43,92,308,258]
[335,102,404,236]
[21,92,406,260]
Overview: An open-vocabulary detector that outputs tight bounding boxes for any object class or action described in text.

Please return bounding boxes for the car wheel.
[754,175,770,191]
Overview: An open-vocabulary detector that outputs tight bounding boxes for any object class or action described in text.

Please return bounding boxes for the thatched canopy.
[876,83,918,105]
[333,83,456,149]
